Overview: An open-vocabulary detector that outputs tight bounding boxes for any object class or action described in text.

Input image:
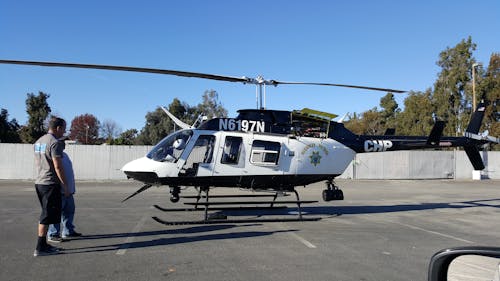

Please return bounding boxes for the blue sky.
[1,1,499,132]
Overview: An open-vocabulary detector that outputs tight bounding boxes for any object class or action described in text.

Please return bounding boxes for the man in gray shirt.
[33,117,70,256]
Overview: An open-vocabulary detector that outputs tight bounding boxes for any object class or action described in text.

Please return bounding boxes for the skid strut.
[152,187,319,225]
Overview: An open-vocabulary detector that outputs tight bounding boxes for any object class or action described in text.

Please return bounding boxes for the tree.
[20,92,51,143]
[0,108,21,143]
[136,107,173,145]
[136,92,229,145]
[169,98,196,127]
[379,92,400,130]
[397,90,435,135]
[70,114,100,144]
[362,107,384,135]
[195,90,228,119]
[114,129,138,145]
[136,98,190,145]
[478,53,500,150]
[344,112,364,135]
[100,119,122,144]
[432,37,476,136]
[344,93,399,135]
[344,108,383,135]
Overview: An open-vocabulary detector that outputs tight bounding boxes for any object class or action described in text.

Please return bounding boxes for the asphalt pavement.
[0,179,499,281]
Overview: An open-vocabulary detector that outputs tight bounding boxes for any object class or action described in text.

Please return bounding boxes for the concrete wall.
[0,143,152,180]
[338,150,499,180]
[342,151,454,180]
[0,143,498,180]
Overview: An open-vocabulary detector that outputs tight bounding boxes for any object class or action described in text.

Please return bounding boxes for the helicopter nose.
[121,157,159,183]
[121,157,147,173]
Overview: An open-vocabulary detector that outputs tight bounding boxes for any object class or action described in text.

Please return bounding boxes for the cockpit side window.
[185,135,216,165]
[221,136,242,165]
[147,130,193,162]
[180,135,216,177]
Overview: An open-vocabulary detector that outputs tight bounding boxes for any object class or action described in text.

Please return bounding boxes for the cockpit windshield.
[147,130,193,162]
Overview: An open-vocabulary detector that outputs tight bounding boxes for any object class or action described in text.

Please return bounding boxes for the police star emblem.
[309,151,322,166]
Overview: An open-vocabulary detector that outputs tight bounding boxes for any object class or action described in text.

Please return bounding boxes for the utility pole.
[472,63,481,111]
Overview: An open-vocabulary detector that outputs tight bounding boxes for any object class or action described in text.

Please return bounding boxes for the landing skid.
[154,204,288,212]
[152,216,321,225]
[152,188,319,224]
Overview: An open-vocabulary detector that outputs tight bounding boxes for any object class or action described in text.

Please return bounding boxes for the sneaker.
[62,232,82,238]
[47,235,65,243]
[33,245,62,257]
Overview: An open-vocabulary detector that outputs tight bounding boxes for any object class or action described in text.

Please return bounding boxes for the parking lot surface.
[1,179,499,281]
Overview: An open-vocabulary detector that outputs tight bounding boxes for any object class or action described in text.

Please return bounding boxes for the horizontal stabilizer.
[466,102,486,134]
[427,121,446,145]
[464,132,500,144]
[464,146,485,170]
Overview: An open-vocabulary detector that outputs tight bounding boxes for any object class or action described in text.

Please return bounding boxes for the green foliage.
[196,90,228,119]
[20,92,51,143]
[0,108,21,143]
[344,112,364,134]
[361,108,384,135]
[396,90,434,135]
[136,92,228,145]
[432,36,476,136]
[479,53,500,150]
[379,93,400,130]
[348,36,499,150]
[344,94,399,135]
[136,107,174,145]
[114,129,138,145]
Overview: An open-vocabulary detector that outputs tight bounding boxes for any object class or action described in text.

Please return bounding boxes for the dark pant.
[35,184,62,225]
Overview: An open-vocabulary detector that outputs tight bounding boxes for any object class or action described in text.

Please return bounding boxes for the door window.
[221,136,242,165]
[250,140,280,165]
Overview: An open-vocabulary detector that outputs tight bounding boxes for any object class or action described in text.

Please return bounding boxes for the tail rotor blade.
[122,184,153,202]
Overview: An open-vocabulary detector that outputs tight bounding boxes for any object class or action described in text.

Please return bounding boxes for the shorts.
[35,184,62,225]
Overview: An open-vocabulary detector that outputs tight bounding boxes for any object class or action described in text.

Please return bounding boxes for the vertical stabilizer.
[464,146,485,170]
[466,102,486,134]
[427,121,446,145]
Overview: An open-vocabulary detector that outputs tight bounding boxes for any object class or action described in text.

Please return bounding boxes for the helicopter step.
[152,216,322,225]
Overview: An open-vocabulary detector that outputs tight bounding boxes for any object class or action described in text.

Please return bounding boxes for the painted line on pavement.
[277,223,317,249]
[116,214,149,255]
[394,222,474,244]
[288,232,317,248]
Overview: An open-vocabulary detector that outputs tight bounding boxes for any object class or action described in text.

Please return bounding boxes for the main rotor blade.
[270,80,406,93]
[0,59,248,83]
[0,59,406,93]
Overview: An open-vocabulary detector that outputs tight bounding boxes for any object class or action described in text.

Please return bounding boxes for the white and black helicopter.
[1,59,499,224]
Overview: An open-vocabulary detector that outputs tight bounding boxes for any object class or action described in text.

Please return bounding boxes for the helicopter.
[1,59,499,224]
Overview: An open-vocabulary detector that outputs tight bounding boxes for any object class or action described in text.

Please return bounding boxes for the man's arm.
[53,157,70,197]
